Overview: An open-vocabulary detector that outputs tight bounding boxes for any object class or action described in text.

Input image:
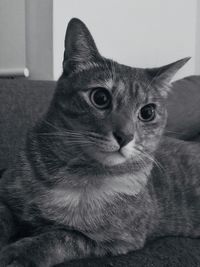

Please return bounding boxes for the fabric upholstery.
[166,75,200,140]
[0,79,55,169]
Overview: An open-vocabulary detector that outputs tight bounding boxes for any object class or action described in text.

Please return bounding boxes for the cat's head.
[54,18,189,168]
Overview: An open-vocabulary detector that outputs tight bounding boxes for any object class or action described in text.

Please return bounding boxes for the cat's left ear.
[146,57,191,96]
[63,18,100,74]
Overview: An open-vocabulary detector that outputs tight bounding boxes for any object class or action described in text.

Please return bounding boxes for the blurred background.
[0,0,199,81]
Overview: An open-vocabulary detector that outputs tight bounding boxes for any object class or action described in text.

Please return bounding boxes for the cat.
[0,17,198,267]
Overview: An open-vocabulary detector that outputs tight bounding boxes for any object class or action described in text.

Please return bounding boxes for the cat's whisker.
[141,151,162,169]
[135,147,165,174]
[164,130,183,135]
[148,155,165,173]
[38,130,111,144]
[39,131,94,137]
[43,120,63,132]
[135,154,148,170]
[65,144,93,147]
[38,133,82,137]
[38,133,99,145]
[44,120,110,141]
[38,133,112,149]
[63,142,96,147]
[63,129,98,135]
[38,134,88,140]
[43,122,92,138]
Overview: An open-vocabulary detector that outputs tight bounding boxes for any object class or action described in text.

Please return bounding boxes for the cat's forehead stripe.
[112,80,125,95]
[71,61,101,75]
[85,78,114,90]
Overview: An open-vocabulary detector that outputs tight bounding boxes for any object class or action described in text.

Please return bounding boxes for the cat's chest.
[37,170,148,225]
[38,186,117,231]
[34,187,151,251]
[31,170,152,243]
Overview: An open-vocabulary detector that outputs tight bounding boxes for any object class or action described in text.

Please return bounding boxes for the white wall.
[196,0,200,74]
[25,0,53,80]
[53,0,197,81]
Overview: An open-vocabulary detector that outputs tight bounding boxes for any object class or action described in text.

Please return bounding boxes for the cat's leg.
[0,229,106,267]
[0,201,17,250]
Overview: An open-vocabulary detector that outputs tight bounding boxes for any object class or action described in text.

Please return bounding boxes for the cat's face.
[54,18,189,167]
[56,62,167,167]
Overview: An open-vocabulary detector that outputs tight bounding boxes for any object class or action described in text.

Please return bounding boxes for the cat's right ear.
[146,57,191,85]
[145,57,190,97]
[63,18,100,75]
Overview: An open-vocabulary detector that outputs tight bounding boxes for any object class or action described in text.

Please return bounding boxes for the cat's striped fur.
[0,18,196,267]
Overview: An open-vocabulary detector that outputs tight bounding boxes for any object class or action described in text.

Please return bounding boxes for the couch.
[0,76,200,266]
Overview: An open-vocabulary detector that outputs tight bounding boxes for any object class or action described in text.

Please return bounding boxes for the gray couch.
[1,77,200,267]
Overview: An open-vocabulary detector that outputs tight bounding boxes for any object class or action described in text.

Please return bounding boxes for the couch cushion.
[0,168,6,178]
[0,79,55,169]
[166,75,200,140]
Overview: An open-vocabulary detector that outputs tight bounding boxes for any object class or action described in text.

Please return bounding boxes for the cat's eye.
[138,103,156,122]
[90,88,111,109]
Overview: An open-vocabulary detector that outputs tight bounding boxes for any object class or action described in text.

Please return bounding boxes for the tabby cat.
[0,18,198,267]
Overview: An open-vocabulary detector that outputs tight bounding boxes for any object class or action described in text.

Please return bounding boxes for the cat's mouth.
[83,139,135,166]
[95,150,127,166]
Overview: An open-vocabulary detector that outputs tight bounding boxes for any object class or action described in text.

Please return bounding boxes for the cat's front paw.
[0,243,37,267]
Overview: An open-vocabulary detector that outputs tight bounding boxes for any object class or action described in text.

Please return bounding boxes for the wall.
[0,0,27,76]
[25,0,53,80]
[53,0,197,81]
[0,1,198,80]
[196,0,200,74]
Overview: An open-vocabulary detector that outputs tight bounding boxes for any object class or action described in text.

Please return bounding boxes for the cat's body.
[0,18,198,266]
[1,134,200,265]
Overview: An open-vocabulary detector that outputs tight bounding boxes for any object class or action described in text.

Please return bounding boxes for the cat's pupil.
[139,104,156,122]
[90,88,111,109]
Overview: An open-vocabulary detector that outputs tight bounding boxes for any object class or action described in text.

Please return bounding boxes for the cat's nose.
[113,131,134,148]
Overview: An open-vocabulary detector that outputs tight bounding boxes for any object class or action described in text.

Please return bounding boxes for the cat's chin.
[94,151,128,166]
